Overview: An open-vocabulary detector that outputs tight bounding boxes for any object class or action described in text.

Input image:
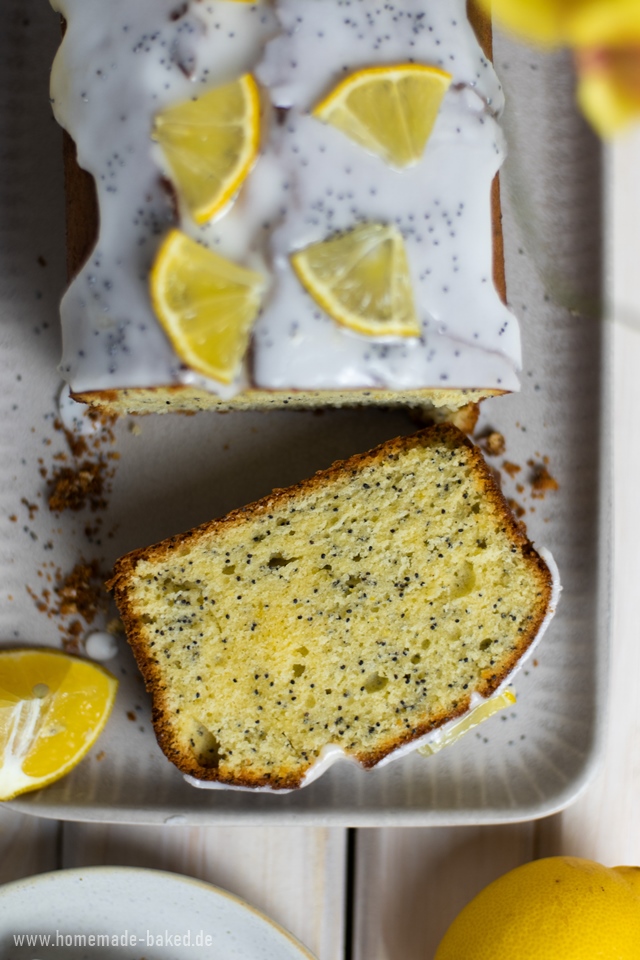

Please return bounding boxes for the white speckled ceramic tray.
[1,4,608,825]
[0,866,316,958]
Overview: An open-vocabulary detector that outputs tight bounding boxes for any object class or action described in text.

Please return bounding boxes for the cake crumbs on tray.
[529,459,560,498]
[474,427,559,521]
[476,429,506,457]
[55,408,116,459]
[43,410,119,515]
[57,560,107,619]
[26,559,111,653]
[507,496,526,517]
[48,459,109,513]
[502,461,522,478]
[20,498,39,520]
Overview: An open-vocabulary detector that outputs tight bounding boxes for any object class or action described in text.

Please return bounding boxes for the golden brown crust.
[109,425,553,789]
[467,0,493,60]
[407,400,481,434]
[63,130,98,283]
[467,1,507,304]
[490,176,506,305]
[72,385,499,426]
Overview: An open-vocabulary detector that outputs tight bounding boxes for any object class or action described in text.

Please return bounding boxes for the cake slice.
[109,425,557,791]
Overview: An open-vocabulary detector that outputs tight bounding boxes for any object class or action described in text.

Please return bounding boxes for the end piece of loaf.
[54,0,516,419]
[109,425,554,790]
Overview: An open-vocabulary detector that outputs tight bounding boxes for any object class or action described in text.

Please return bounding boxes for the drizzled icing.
[50,0,277,396]
[253,91,519,391]
[257,0,505,112]
[186,550,561,793]
[49,0,520,397]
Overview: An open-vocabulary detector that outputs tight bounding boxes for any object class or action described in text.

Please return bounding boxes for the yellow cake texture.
[75,386,484,432]
[109,425,553,790]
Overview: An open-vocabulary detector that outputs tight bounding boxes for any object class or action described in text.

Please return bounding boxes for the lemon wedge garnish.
[0,649,117,801]
[313,64,451,168]
[153,74,260,224]
[291,223,421,338]
[150,229,265,383]
[418,690,517,757]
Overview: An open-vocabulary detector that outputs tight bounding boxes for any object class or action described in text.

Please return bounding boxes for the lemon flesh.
[435,857,640,960]
[0,649,117,801]
[313,64,451,168]
[150,229,265,384]
[418,690,516,756]
[291,223,420,338]
[577,48,640,137]
[153,74,260,224]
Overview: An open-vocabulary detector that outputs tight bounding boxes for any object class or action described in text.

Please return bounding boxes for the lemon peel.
[435,856,640,960]
[577,46,640,136]
[477,0,575,46]
[0,648,117,801]
[482,0,640,46]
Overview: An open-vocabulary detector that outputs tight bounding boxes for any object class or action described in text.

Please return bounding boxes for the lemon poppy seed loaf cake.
[50,0,516,427]
[109,426,556,790]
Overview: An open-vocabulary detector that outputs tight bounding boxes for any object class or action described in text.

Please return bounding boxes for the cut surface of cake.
[109,426,557,791]
[49,0,519,423]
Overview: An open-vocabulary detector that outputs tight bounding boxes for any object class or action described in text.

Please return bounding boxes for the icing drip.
[50,0,520,396]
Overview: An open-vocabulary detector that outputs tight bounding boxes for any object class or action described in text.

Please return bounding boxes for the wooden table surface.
[2,134,639,960]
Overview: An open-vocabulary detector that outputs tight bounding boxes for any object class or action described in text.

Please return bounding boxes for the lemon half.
[313,64,451,168]
[291,223,420,338]
[0,648,117,801]
[153,74,260,223]
[435,857,640,960]
[150,229,265,384]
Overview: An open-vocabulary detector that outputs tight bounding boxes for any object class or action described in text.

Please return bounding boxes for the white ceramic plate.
[0,866,316,960]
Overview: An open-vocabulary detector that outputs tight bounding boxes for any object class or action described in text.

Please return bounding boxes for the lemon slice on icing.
[291,223,421,338]
[0,649,118,801]
[313,64,452,168]
[150,229,265,384]
[153,74,260,223]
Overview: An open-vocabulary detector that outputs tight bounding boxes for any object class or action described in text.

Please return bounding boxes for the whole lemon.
[434,857,640,960]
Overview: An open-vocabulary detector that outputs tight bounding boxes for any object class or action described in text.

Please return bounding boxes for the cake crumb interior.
[116,431,550,789]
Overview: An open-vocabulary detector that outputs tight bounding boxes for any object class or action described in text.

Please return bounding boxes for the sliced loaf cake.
[109,426,555,790]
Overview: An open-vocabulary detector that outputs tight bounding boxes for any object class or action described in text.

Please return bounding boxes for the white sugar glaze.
[254,89,520,391]
[50,0,278,396]
[258,0,505,112]
[50,0,520,396]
